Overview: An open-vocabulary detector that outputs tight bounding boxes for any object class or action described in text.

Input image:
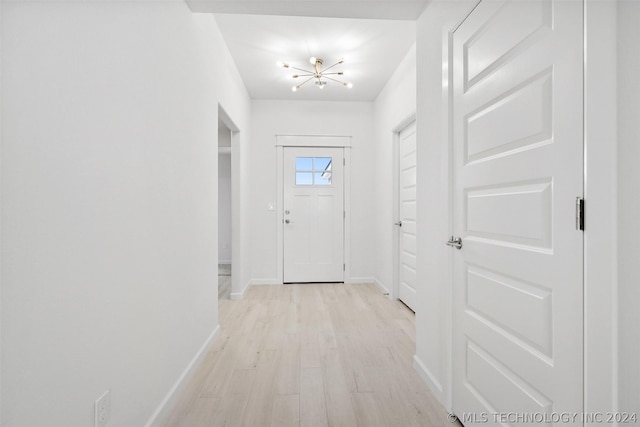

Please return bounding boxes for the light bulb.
[319,83,324,90]
[292,86,298,92]
[309,56,317,65]
[346,82,353,88]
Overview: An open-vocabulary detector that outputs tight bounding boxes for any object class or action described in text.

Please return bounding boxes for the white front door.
[451,0,583,423]
[398,121,418,311]
[283,147,344,283]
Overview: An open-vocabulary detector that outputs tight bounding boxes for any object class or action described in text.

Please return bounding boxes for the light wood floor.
[164,283,451,427]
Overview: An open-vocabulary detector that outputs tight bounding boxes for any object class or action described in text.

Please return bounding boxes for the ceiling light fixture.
[278,57,353,92]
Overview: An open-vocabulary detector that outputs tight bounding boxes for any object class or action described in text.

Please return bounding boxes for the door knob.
[285,219,295,224]
[446,236,463,249]
[395,221,403,227]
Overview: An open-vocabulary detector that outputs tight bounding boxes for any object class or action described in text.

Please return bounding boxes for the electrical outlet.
[95,390,111,427]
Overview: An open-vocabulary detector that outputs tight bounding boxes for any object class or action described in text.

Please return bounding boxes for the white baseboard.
[230,280,250,300]
[145,325,221,427]
[347,277,375,284]
[249,279,282,286]
[413,354,448,410]
[373,278,390,295]
[230,279,281,300]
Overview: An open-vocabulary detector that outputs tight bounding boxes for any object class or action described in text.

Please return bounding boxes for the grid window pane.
[314,157,332,171]
[294,156,335,186]
[315,172,332,185]
[296,172,313,186]
[296,157,313,171]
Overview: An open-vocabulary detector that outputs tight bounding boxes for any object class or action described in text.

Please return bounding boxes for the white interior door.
[283,147,344,283]
[397,121,418,311]
[451,0,584,423]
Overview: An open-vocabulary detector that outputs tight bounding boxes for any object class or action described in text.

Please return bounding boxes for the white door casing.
[451,0,584,423]
[283,147,344,283]
[398,121,418,311]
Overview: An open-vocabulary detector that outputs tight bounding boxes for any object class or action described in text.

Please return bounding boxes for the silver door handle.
[285,219,295,224]
[446,236,462,249]
[395,221,402,227]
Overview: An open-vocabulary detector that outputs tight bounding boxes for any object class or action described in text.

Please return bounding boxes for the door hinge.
[343,210,346,219]
[576,197,585,231]
[343,158,346,166]
[343,263,346,271]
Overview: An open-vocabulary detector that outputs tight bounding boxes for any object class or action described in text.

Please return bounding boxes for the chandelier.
[277,57,353,92]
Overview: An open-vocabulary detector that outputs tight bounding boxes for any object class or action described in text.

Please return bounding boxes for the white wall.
[249,100,375,284]
[1,2,250,426]
[218,153,232,263]
[414,1,474,409]
[617,0,640,414]
[372,44,416,295]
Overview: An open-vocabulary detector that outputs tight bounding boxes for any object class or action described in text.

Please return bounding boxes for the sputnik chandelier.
[277,57,353,92]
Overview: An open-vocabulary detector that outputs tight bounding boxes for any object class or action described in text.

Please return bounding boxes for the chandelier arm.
[289,66,314,74]
[321,72,344,76]
[322,60,344,72]
[293,73,314,78]
[323,76,349,85]
[297,76,316,88]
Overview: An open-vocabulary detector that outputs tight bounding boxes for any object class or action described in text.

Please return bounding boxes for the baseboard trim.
[145,325,221,427]
[347,277,375,284]
[373,278,390,295]
[248,279,282,286]
[413,354,446,406]
[230,280,250,300]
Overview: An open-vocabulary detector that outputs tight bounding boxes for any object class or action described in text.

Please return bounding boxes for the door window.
[295,157,332,186]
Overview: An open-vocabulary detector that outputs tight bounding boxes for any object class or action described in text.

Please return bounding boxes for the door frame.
[392,114,417,301]
[434,0,618,416]
[275,135,352,285]
[217,105,243,300]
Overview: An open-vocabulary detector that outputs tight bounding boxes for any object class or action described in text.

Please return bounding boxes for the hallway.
[164,283,451,426]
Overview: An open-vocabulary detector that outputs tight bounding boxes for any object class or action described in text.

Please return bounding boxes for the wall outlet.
[95,390,111,427]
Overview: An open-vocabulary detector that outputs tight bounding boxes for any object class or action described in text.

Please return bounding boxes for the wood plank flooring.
[164,283,451,427]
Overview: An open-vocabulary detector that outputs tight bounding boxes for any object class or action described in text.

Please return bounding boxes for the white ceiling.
[185,0,423,101]
[187,0,430,20]
[213,14,416,101]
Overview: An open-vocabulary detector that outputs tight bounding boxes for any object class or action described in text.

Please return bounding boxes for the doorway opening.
[218,117,232,299]
[217,105,240,300]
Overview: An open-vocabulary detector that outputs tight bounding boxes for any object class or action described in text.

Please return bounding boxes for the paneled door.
[283,147,344,283]
[397,121,418,311]
[451,0,584,424]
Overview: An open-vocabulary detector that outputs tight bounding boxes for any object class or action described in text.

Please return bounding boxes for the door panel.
[452,0,583,423]
[398,121,418,310]
[284,147,344,283]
